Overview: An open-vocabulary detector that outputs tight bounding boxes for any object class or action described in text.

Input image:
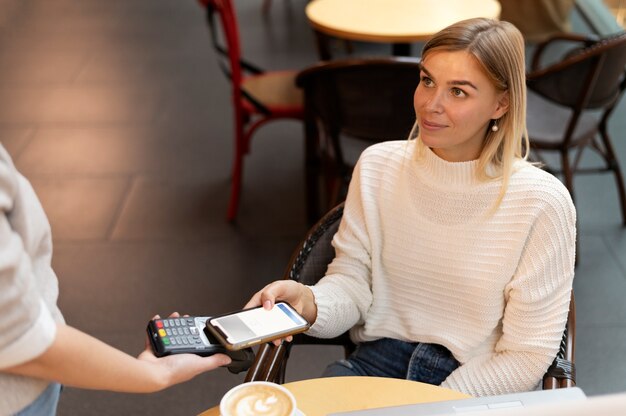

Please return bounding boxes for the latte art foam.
[224,384,294,416]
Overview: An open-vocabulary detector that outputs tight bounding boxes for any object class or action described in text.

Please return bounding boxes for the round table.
[198,376,471,416]
[306,0,501,57]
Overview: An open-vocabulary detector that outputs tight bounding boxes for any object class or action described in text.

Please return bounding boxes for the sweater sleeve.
[0,149,57,369]
[307,158,375,339]
[441,184,576,396]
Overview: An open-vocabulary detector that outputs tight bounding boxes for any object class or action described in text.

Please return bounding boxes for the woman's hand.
[245,280,318,345]
[6,314,231,393]
[139,312,232,390]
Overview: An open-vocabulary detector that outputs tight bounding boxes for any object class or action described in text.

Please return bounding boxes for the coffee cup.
[220,381,297,416]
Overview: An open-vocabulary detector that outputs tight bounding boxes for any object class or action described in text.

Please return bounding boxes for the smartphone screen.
[207,302,309,349]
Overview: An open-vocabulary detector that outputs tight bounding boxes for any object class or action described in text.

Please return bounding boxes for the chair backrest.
[543,292,577,389]
[198,0,243,84]
[284,203,354,354]
[198,0,270,113]
[527,31,626,111]
[296,57,421,169]
[286,203,344,286]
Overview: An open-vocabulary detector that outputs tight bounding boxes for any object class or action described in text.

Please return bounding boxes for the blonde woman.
[247,18,576,396]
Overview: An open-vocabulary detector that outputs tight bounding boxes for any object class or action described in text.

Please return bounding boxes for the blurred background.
[0,0,625,414]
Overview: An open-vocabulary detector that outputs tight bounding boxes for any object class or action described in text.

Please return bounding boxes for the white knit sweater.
[308,140,576,396]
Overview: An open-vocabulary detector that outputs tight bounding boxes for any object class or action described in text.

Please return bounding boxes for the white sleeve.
[442,186,576,396]
[0,151,57,369]
[307,158,375,339]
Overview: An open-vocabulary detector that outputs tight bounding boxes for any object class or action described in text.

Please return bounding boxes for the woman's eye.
[451,88,466,97]
[421,76,434,87]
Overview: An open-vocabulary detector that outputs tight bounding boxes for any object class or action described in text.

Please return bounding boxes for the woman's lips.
[421,119,447,130]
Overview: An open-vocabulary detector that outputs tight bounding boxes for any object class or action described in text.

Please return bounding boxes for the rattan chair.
[295,58,421,224]
[245,202,576,389]
[526,31,626,226]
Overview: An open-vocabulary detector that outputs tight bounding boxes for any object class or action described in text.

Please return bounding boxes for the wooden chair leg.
[244,342,287,383]
[305,119,322,225]
[227,124,245,222]
[264,343,288,383]
[314,30,332,60]
[262,0,272,14]
[543,377,558,390]
[245,343,275,382]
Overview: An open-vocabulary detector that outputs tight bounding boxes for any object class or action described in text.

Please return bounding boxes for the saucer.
[220,408,305,415]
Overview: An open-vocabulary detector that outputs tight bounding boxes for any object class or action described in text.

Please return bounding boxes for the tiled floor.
[0,1,625,415]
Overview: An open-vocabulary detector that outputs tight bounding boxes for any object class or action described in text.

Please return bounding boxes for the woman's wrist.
[301,284,318,324]
[135,353,171,393]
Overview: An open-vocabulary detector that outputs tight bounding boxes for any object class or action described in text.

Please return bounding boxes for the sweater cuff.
[306,285,335,338]
[0,299,57,368]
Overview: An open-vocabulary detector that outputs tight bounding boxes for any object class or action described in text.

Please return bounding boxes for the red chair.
[196,0,304,221]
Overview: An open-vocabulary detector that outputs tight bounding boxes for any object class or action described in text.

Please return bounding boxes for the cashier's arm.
[4,323,231,393]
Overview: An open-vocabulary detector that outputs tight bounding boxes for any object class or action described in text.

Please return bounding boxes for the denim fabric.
[14,383,61,416]
[323,338,460,385]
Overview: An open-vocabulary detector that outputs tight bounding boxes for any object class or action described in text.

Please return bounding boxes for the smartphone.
[146,316,254,373]
[206,302,310,350]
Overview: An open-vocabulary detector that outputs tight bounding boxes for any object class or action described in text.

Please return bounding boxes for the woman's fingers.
[244,281,288,309]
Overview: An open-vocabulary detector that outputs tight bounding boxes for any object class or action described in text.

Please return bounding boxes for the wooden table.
[306,0,501,58]
[198,376,471,416]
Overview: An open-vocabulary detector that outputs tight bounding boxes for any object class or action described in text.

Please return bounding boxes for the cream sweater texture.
[308,140,576,397]
[0,145,64,415]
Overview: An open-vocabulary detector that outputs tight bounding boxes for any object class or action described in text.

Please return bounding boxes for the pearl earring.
[491,122,498,132]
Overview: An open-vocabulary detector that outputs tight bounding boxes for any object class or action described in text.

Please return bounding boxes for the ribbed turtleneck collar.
[416,145,482,187]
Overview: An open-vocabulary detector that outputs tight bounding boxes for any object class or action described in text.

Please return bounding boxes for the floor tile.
[73,53,215,85]
[53,239,298,331]
[110,176,232,242]
[0,50,87,85]
[0,126,35,158]
[0,85,164,124]
[14,125,227,178]
[575,173,625,230]
[28,176,130,241]
[575,325,626,395]
[283,345,346,383]
[573,234,626,326]
[600,228,626,275]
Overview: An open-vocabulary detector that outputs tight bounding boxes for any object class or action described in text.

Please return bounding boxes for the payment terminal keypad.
[154,317,208,350]
[147,316,255,374]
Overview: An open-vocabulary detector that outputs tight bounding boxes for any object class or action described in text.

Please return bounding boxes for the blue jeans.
[323,338,460,385]
[15,383,61,416]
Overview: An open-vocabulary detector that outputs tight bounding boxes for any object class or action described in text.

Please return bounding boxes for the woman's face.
[413,50,509,162]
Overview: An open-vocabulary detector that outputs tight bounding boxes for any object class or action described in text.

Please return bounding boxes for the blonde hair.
[410,18,529,208]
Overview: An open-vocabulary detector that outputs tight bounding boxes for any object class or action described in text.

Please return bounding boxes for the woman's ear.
[492,91,510,119]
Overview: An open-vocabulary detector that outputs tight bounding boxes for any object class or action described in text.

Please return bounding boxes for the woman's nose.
[424,91,444,112]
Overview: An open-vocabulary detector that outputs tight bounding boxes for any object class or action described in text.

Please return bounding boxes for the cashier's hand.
[245,280,317,345]
[139,312,231,389]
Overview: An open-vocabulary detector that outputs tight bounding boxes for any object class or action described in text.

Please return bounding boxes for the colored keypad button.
[158,329,167,337]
